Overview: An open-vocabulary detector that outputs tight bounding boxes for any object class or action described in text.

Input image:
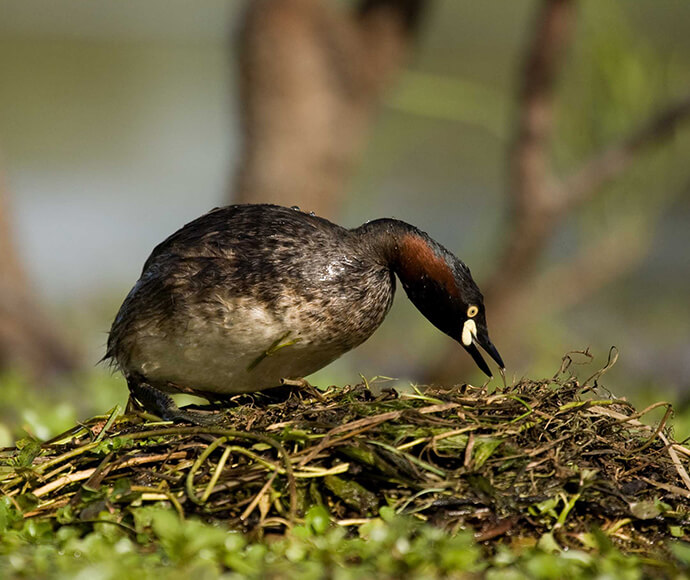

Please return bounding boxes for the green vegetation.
[2,352,690,578]
[0,503,669,579]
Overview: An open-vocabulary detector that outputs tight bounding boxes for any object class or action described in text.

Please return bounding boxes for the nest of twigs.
[2,350,690,555]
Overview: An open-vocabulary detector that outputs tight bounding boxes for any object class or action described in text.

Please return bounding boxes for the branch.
[510,0,577,204]
[422,0,579,386]
[494,5,690,296]
[560,94,690,210]
[500,93,690,313]
[491,0,577,290]
[421,2,690,386]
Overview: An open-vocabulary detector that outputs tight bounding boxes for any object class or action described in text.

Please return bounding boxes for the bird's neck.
[354,219,458,297]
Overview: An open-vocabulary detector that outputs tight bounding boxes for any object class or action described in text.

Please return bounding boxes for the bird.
[105,204,504,423]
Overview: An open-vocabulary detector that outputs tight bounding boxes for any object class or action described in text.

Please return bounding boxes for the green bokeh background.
[0,0,688,442]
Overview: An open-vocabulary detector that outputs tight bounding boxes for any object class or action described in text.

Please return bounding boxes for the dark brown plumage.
[106,204,503,422]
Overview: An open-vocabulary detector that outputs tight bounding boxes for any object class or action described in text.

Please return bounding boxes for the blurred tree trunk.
[232,0,427,218]
[0,169,78,379]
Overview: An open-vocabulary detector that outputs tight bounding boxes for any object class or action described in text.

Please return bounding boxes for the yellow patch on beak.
[462,319,477,346]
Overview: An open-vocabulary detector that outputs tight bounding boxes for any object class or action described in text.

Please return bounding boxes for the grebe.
[106,204,504,423]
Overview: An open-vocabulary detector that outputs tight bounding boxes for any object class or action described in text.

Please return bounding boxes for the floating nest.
[1,349,689,557]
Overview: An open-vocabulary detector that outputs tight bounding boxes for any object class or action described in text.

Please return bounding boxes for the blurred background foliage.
[0,0,688,443]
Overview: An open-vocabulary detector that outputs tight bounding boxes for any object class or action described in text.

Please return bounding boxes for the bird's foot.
[127,378,222,426]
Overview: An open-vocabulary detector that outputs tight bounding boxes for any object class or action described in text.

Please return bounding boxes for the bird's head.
[455,301,504,378]
[394,232,505,378]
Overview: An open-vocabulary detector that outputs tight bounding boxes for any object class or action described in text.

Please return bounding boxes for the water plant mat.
[2,350,689,559]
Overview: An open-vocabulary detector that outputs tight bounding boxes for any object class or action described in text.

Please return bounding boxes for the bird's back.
[107,205,395,394]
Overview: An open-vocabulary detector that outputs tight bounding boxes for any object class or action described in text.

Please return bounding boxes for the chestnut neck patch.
[397,234,459,298]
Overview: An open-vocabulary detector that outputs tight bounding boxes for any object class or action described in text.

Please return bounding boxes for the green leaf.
[670,525,684,538]
[379,506,396,522]
[629,501,661,520]
[530,497,560,518]
[537,532,561,554]
[434,433,469,452]
[472,437,502,469]
[14,493,39,513]
[14,438,41,468]
[0,496,22,531]
[305,504,330,535]
[324,475,378,513]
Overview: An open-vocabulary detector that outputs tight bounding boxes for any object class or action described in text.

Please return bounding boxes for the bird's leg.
[126,375,221,425]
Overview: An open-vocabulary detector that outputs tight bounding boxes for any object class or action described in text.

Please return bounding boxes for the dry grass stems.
[2,349,689,556]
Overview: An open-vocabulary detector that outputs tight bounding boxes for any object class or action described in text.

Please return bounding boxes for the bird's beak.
[461,319,505,378]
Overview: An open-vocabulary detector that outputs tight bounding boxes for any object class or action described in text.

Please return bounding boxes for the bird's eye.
[467,305,478,318]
